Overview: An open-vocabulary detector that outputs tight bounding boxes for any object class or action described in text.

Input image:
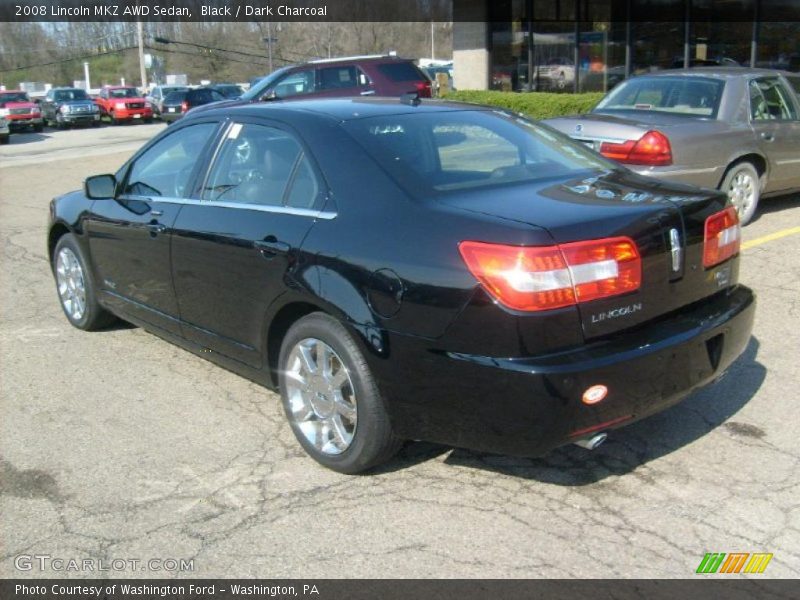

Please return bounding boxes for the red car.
[0,90,43,133]
[95,86,153,124]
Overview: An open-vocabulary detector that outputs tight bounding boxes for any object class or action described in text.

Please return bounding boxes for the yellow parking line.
[742,226,800,250]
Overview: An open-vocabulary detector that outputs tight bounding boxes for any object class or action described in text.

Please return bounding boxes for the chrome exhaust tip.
[573,432,607,450]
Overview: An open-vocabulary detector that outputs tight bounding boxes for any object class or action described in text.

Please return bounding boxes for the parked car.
[239,55,432,104]
[212,83,245,99]
[48,98,754,473]
[160,87,226,123]
[0,113,9,144]
[0,90,44,132]
[146,85,189,117]
[40,87,100,128]
[543,68,800,224]
[95,86,153,124]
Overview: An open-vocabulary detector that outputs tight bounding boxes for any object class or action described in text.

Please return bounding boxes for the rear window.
[344,110,612,195]
[377,62,426,82]
[596,76,724,118]
[164,91,188,103]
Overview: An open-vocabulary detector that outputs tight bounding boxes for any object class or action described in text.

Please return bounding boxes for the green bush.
[442,90,604,120]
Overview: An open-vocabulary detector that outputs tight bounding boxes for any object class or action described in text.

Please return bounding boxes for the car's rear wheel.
[278,313,402,474]
[53,234,115,331]
[0,134,8,145]
[722,161,760,225]
[34,123,43,133]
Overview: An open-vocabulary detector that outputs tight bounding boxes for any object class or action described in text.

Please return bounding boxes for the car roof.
[196,97,490,122]
[644,67,793,79]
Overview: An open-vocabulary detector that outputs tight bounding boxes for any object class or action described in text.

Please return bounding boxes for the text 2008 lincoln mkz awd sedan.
[48,98,755,473]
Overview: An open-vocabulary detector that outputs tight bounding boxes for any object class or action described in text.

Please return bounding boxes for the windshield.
[595,76,724,118]
[0,92,30,104]
[54,89,88,102]
[108,88,140,98]
[344,110,614,195]
[240,67,293,101]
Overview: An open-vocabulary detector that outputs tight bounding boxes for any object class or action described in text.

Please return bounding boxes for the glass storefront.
[485,0,800,93]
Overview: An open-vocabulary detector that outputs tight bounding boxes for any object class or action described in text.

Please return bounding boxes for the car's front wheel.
[722,161,760,225]
[53,234,115,331]
[278,313,402,474]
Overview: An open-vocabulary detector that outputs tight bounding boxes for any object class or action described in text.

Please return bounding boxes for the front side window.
[123,123,217,198]
[202,123,320,209]
[596,76,724,118]
[273,69,316,98]
[749,78,798,121]
[345,110,612,194]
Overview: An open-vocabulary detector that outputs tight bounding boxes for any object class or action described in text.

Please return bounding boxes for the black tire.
[278,312,402,474]
[34,123,43,133]
[0,134,8,145]
[52,234,116,331]
[143,118,153,124]
[720,161,760,225]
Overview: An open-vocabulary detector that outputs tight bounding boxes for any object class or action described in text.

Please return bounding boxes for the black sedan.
[48,98,755,473]
[160,87,226,123]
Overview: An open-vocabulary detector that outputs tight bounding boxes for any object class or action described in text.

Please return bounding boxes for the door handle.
[150,209,163,217]
[254,236,290,257]
[760,131,775,142]
[360,89,376,96]
[147,222,167,235]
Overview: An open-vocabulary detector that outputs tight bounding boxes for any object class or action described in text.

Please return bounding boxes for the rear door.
[171,119,329,367]
[748,76,800,191]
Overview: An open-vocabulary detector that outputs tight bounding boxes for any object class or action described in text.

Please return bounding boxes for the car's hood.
[58,99,96,107]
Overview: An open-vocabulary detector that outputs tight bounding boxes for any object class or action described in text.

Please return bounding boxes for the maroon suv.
[243,55,432,102]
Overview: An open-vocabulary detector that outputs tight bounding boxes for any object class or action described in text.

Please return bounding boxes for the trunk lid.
[441,168,735,340]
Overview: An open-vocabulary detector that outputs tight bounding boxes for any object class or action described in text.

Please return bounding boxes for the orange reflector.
[582,385,608,405]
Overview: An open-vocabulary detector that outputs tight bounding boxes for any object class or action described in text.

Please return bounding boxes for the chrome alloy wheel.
[728,168,756,218]
[284,338,358,455]
[56,247,86,321]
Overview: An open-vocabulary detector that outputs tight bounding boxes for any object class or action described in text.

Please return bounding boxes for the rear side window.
[749,78,798,120]
[786,76,800,96]
[377,62,425,82]
[317,66,368,90]
[202,123,320,209]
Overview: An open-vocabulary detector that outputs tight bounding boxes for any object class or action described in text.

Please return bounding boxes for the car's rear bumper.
[373,285,755,457]
[161,111,183,122]
[631,164,725,190]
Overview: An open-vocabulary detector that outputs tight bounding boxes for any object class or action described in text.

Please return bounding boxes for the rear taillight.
[703,206,740,268]
[599,130,672,166]
[181,101,189,112]
[415,81,432,98]
[458,237,641,312]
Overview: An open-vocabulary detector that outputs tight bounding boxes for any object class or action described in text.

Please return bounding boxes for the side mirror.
[85,174,117,199]
[262,90,279,101]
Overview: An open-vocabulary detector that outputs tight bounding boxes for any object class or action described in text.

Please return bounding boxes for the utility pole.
[431,20,435,60]
[137,21,146,89]
[264,22,276,73]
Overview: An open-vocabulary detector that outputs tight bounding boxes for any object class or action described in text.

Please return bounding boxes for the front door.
[85,121,220,335]
[171,120,328,366]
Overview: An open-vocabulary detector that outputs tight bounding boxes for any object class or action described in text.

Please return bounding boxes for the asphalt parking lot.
[1,124,799,579]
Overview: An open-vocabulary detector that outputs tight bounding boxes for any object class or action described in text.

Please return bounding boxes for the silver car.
[544,68,800,224]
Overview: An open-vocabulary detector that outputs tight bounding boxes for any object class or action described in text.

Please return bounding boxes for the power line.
[0,46,137,73]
